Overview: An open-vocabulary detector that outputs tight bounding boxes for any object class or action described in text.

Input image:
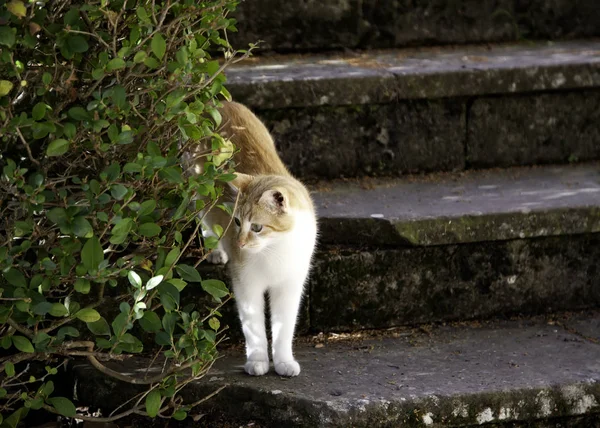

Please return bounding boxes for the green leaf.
[145,389,161,418]
[48,397,76,417]
[165,247,180,267]
[56,326,79,341]
[106,58,126,72]
[175,264,201,283]
[138,200,156,216]
[63,122,76,138]
[74,278,91,294]
[143,56,160,69]
[146,275,163,290]
[49,303,68,317]
[158,283,180,311]
[46,139,69,157]
[110,218,133,245]
[72,216,93,238]
[32,102,46,120]
[111,312,129,336]
[110,184,128,200]
[47,208,68,225]
[75,308,101,323]
[5,362,15,377]
[68,106,91,121]
[7,0,27,18]
[167,278,187,291]
[123,162,142,173]
[209,317,220,331]
[128,271,142,288]
[201,279,229,300]
[212,224,224,238]
[139,311,161,333]
[4,268,26,287]
[0,80,14,96]
[162,312,178,335]
[32,301,53,315]
[87,317,111,336]
[133,51,147,63]
[67,35,89,53]
[151,33,166,60]
[81,236,103,271]
[91,68,105,80]
[172,410,187,421]
[158,166,183,183]
[0,27,16,48]
[139,222,161,237]
[12,335,34,353]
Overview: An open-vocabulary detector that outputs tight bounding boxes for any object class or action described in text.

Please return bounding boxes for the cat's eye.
[251,223,263,233]
[234,217,241,227]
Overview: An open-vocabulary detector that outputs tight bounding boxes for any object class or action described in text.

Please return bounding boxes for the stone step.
[225,40,600,178]
[308,163,600,331]
[71,312,600,427]
[230,0,600,53]
[313,163,600,247]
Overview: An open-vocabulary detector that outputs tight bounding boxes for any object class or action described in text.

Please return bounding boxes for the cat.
[183,101,318,377]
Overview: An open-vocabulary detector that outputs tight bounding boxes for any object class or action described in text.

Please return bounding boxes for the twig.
[0,352,36,374]
[6,317,34,339]
[15,128,40,167]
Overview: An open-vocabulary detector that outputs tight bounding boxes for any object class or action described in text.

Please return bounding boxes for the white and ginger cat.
[184,102,317,377]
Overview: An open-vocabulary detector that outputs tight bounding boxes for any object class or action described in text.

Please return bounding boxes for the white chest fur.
[231,210,317,287]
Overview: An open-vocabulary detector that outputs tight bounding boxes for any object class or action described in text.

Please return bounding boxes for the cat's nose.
[237,240,246,248]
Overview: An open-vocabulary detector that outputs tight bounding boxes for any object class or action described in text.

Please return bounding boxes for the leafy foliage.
[0,0,251,424]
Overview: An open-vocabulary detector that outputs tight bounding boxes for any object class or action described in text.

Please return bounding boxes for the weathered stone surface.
[231,0,600,52]
[310,234,600,331]
[230,0,362,52]
[563,311,600,342]
[226,41,600,109]
[468,91,600,168]
[313,164,600,246]
[71,316,600,427]
[260,101,465,178]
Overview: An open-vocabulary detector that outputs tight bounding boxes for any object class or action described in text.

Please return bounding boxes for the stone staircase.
[71,3,600,426]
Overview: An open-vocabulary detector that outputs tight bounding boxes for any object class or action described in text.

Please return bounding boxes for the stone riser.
[230,0,600,53]
[191,233,600,336]
[250,90,600,179]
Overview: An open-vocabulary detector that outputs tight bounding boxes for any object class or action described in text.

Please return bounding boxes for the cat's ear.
[259,189,288,214]
[226,173,254,198]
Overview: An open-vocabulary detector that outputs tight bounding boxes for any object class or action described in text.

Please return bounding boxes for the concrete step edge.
[71,313,600,427]
[226,40,600,109]
[312,163,600,246]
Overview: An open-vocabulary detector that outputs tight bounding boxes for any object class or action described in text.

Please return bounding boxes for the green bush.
[0,0,251,425]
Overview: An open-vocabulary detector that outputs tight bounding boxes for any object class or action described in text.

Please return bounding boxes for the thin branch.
[15,128,40,167]
[0,352,36,374]
[65,29,111,51]
[86,353,198,385]
[6,318,34,339]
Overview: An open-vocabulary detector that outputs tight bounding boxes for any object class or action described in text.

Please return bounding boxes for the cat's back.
[219,102,289,177]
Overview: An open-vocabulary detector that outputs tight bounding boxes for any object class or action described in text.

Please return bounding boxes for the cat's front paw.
[274,360,300,377]
[244,359,270,376]
[206,249,228,265]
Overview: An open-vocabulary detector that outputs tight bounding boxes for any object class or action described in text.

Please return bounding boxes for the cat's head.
[227,173,307,254]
